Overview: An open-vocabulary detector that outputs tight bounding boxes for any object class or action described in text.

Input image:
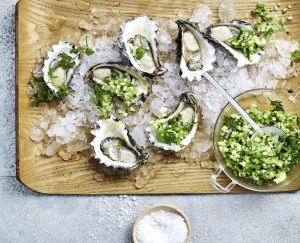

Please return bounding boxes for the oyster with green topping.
[147,93,199,152]
[85,63,150,118]
[205,20,265,67]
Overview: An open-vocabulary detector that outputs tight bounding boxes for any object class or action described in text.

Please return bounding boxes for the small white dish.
[132,204,191,243]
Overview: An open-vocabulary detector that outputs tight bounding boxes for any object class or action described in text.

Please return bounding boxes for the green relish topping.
[91,71,141,118]
[291,50,300,67]
[227,2,292,61]
[230,28,265,60]
[218,101,300,185]
[153,114,194,147]
[251,3,288,37]
[29,76,70,106]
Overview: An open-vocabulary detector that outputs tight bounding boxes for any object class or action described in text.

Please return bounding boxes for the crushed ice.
[28,5,299,162]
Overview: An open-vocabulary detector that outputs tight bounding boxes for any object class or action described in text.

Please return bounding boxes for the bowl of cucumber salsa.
[212,89,300,192]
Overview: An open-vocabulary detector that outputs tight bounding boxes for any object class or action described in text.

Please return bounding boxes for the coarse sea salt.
[136,210,188,243]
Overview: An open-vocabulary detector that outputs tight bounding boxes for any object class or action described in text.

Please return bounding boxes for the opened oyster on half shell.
[147,93,199,152]
[176,20,216,82]
[91,118,148,170]
[42,41,81,92]
[84,63,150,118]
[119,16,166,76]
[205,20,265,67]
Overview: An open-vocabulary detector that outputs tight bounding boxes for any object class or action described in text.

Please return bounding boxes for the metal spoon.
[203,72,285,139]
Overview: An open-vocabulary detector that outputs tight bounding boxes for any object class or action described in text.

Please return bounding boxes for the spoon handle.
[203,72,261,132]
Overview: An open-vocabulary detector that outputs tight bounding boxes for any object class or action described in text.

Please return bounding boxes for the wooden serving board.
[16,0,300,194]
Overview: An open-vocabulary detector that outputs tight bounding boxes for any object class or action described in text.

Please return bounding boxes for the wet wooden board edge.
[16,2,22,187]
[15,0,300,195]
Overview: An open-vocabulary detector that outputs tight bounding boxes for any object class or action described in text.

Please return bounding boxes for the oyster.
[147,93,199,152]
[205,21,264,67]
[176,20,216,82]
[84,63,150,98]
[119,16,166,76]
[91,118,148,169]
[42,41,81,92]
[85,63,150,118]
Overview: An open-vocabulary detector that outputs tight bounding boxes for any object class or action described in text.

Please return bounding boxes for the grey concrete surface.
[0,0,299,242]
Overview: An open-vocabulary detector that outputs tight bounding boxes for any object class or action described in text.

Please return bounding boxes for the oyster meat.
[147,93,199,152]
[42,41,81,92]
[205,20,264,67]
[91,118,148,169]
[176,20,216,82]
[120,16,166,76]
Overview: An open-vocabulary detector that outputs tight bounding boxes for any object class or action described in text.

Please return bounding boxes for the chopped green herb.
[282,8,288,14]
[287,88,294,93]
[58,53,76,70]
[84,36,94,56]
[117,141,125,149]
[251,3,288,37]
[290,50,300,66]
[263,27,274,37]
[29,76,70,106]
[48,67,57,81]
[91,84,113,119]
[230,28,265,60]
[135,47,146,60]
[70,47,80,54]
[153,117,194,147]
[91,71,141,118]
[251,3,272,21]
[127,38,134,44]
[269,98,284,112]
[127,35,149,60]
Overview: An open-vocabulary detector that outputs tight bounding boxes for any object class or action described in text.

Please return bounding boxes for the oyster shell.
[205,20,264,67]
[147,93,199,152]
[42,41,81,93]
[119,16,166,76]
[176,20,216,82]
[91,118,148,170]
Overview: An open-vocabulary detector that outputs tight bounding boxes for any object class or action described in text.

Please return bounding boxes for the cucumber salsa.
[218,99,300,185]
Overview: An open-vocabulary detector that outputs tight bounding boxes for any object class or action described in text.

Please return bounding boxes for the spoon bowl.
[251,126,285,140]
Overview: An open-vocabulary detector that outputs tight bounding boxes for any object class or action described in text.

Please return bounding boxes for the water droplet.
[76,0,90,11]
[200,160,216,169]
[147,187,153,192]
[171,168,186,178]
[46,15,66,32]
[134,167,151,189]
[63,172,72,178]
[113,1,120,6]
[93,173,104,182]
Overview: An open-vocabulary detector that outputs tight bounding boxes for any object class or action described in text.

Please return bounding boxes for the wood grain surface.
[16,0,300,194]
